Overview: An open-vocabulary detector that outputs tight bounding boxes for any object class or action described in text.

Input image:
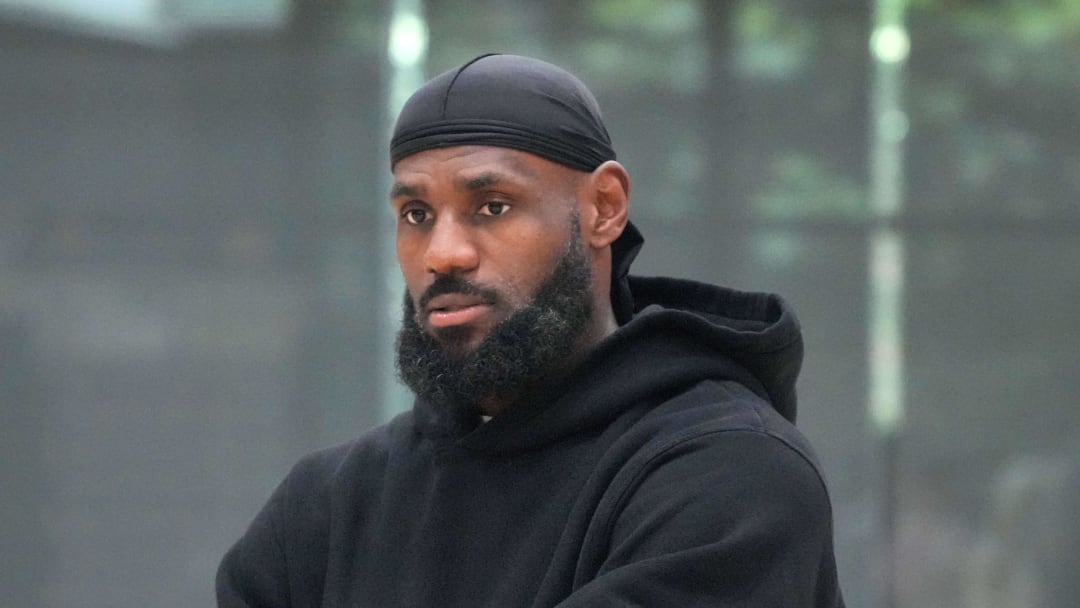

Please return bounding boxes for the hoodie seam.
[599,423,832,555]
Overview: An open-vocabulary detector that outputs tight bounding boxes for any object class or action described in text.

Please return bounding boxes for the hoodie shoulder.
[625,275,804,422]
[565,379,843,607]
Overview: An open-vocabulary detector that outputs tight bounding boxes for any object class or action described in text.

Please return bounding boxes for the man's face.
[391,146,586,353]
[391,146,595,411]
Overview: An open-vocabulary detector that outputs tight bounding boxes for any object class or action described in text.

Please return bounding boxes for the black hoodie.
[217,276,845,607]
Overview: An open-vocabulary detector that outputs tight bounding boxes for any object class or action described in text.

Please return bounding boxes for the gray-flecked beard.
[395,229,593,415]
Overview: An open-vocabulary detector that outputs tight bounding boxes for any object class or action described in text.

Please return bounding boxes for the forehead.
[391,145,571,193]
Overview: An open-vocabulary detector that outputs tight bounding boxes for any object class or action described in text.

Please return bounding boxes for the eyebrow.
[460,159,540,191]
[460,172,504,191]
[390,157,538,199]
[389,172,509,198]
[390,182,421,199]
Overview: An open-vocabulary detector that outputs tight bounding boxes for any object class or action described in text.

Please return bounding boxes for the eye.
[479,201,510,216]
[401,208,430,225]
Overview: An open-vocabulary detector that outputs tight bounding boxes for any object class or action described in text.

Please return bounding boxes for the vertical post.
[868,1,909,607]
[377,0,428,421]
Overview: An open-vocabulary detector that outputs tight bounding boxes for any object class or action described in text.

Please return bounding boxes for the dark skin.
[390,145,631,416]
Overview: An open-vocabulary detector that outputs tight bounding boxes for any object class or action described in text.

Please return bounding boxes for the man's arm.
[216,477,292,608]
[216,448,338,608]
[558,429,844,607]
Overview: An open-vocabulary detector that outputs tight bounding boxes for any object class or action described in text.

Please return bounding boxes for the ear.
[581,160,630,249]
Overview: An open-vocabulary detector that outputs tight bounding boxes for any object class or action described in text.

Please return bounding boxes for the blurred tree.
[288,0,383,45]
[908,0,1080,220]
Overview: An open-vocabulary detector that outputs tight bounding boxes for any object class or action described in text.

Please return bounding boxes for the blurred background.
[2,1,1078,606]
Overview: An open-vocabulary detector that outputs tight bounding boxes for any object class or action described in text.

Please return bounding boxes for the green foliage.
[575,0,706,92]
[588,0,700,36]
[733,0,817,80]
[754,153,867,220]
[908,0,1080,217]
[933,0,1080,45]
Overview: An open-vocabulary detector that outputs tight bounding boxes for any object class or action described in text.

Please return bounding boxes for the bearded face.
[395,221,592,414]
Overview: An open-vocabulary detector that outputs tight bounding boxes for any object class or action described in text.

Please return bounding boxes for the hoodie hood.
[625,275,803,422]
[413,275,804,454]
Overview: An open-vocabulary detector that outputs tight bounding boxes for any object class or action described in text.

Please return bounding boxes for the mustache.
[417,274,500,310]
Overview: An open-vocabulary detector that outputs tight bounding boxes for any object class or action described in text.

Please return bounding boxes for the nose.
[423,216,479,275]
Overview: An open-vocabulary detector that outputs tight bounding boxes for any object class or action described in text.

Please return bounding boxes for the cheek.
[491,235,564,304]
[396,238,427,300]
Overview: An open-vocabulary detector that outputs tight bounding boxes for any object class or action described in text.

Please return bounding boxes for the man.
[218,53,845,607]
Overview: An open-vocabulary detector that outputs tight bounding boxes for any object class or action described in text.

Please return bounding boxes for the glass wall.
[2,1,1076,606]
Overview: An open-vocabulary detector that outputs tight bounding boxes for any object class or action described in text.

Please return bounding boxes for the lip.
[425,293,492,328]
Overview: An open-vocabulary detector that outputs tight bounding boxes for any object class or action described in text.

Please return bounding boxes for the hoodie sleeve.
[216,449,337,608]
[555,429,845,607]
[216,475,292,608]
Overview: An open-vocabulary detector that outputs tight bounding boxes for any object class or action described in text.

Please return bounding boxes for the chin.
[429,325,482,356]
